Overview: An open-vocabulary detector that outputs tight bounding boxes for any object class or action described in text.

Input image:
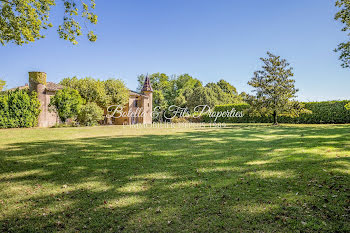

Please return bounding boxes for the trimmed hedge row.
[203,101,350,124]
[0,89,41,128]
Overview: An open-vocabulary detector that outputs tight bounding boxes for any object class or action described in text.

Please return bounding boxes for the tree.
[0,79,5,91]
[334,0,350,68]
[173,74,202,107]
[77,102,104,126]
[206,81,243,105]
[103,79,129,107]
[60,77,129,108]
[0,0,97,45]
[247,52,299,125]
[187,86,218,110]
[49,87,84,122]
[217,79,237,95]
[345,102,350,110]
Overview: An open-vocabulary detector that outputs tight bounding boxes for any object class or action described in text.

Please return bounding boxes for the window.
[134,100,138,107]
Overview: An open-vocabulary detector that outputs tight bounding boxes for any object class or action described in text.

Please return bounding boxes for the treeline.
[137,73,244,120]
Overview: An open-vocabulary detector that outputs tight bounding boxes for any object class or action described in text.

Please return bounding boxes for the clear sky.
[1,0,349,101]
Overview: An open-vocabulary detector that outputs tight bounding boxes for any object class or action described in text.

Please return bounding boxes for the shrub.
[203,101,350,124]
[0,89,41,128]
[77,102,104,126]
[49,88,85,122]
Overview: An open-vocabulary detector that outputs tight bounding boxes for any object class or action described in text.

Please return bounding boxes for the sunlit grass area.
[0,124,349,232]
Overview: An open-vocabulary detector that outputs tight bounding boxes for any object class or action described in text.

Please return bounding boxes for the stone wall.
[28,72,60,127]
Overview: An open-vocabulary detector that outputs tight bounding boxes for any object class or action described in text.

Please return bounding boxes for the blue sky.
[1,0,349,101]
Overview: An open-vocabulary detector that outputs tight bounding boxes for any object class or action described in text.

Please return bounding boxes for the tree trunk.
[273,110,278,125]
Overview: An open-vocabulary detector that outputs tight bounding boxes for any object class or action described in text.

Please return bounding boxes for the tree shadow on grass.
[0,125,349,232]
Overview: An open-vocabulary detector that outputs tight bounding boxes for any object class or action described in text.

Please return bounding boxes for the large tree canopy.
[137,73,243,118]
[0,0,97,45]
[247,52,302,125]
[60,77,129,108]
[335,0,350,68]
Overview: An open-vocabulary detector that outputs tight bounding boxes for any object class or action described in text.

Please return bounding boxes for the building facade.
[15,72,153,127]
[111,76,153,125]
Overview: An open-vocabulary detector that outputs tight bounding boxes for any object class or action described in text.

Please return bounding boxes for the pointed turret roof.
[141,75,153,92]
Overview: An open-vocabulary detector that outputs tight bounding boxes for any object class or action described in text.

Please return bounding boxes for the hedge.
[0,89,41,128]
[203,101,350,124]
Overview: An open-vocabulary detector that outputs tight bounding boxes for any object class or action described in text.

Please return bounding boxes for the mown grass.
[0,124,349,232]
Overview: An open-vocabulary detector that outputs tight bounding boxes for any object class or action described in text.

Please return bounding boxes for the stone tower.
[28,72,60,127]
[141,76,153,124]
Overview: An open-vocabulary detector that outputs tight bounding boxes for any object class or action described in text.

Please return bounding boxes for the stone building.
[12,72,153,127]
[28,72,63,127]
[112,76,153,125]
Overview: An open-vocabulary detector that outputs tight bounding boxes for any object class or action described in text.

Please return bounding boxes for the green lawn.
[0,124,349,232]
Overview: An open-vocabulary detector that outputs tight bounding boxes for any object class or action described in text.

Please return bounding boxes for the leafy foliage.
[203,101,350,124]
[205,82,242,105]
[247,52,302,125]
[187,86,218,109]
[103,79,129,107]
[49,87,85,122]
[77,102,104,126]
[138,73,204,120]
[0,89,40,128]
[0,79,5,91]
[0,0,97,45]
[137,73,242,116]
[60,77,129,108]
[334,0,350,68]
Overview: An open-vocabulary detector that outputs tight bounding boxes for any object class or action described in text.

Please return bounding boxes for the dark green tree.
[206,81,242,105]
[247,52,299,125]
[187,86,218,110]
[334,0,350,68]
[103,79,129,107]
[217,79,237,95]
[0,0,97,45]
[60,77,106,106]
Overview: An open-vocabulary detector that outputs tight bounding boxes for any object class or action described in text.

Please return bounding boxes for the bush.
[49,88,85,122]
[77,102,104,126]
[0,89,41,128]
[203,101,350,124]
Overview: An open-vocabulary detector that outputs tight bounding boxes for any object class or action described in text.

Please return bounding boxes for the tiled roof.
[141,76,153,92]
[7,85,29,91]
[129,90,146,96]
[46,82,63,91]
[6,82,63,92]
